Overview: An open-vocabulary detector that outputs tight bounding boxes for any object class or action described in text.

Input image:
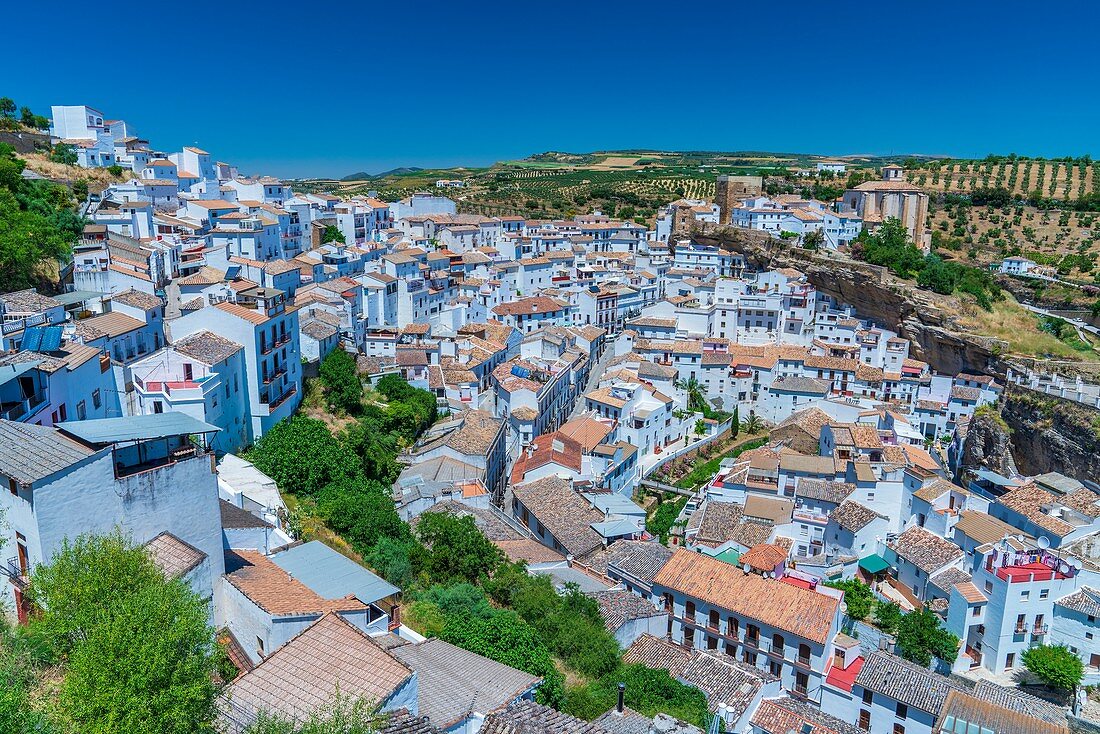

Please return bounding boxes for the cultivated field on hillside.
[907,159,1098,199]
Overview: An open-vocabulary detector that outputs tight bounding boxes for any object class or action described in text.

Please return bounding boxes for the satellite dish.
[1058,562,1070,574]
[1037,536,1051,550]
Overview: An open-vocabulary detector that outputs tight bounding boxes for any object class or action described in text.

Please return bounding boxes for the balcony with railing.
[2,557,28,589]
[266,384,298,411]
[674,612,815,671]
[112,439,208,480]
[0,392,47,422]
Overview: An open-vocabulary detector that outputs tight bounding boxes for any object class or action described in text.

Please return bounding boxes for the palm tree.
[740,413,765,435]
[675,377,707,415]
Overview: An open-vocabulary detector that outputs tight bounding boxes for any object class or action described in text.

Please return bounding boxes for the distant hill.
[341,166,424,181]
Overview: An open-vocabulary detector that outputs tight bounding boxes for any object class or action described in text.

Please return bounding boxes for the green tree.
[0,98,15,118]
[675,377,707,414]
[61,578,217,734]
[242,695,381,734]
[321,225,345,244]
[27,532,165,654]
[49,143,77,166]
[107,164,124,177]
[873,600,902,634]
[27,533,219,734]
[365,536,417,588]
[740,413,765,435]
[1021,645,1084,691]
[319,348,362,414]
[245,416,361,496]
[439,611,564,706]
[0,146,84,290]
[826,579,874,621]
[316,479,409,553]
[19,107,35,127]
[802,229,825,248]
[342,419,401,484]
[412,512,504,584]
[0,624,55,734]
[895,608,959,666]
[72,179,88,204]
[417,583,496,621]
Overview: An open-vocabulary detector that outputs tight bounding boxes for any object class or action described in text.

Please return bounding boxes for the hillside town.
[0,104,1098,734]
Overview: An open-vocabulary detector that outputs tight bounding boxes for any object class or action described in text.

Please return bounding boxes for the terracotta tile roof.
[223,550,366,616]
[913,479,961,503]
[830,500,886,533]
[623,634,772,716]
[78,311,145,338]
[491,296,568,316]
[997,484,1076,537]
[653,550,840,644]
[144,532,206,579]
[590,590,664,632]
[952,510,1022,545]
[214,301,269,325]
[512,476,604,558]
[968,681,1069,728]
[774,407,832,438]
[795,479,855,505]
[494,539,567,564]
[218,614,412,733]
[887,526,963,574]
[934,690,1068,734]
[173,330,242,364]
[1053,586,1100,618]
[752,696,865,734]
[110,288,164,310]
[220,499,273,530]
[954,581,987,604]
[524,431,584,474]
[739,543,789,571]
[855,650,964,714]
[482,700,608,734]
[606,540,674,585]
[412,409,503,458]
[179,266,227,286]
[1061,488,1100,518]
[558,415,614,452]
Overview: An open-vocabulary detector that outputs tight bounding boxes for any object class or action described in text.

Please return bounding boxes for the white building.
[0,414,225,621]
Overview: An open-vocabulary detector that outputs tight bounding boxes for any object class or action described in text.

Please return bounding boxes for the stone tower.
[715,174,764,224]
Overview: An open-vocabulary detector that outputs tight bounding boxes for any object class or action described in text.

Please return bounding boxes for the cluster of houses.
[0,106,1095,732]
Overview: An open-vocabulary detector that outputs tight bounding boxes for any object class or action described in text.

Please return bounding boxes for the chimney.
[617,682,625,714]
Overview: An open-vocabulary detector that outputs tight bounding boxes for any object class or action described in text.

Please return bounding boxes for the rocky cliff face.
[959,409,1019,480]
[694,229,1005,375]
[999,385,1100,478]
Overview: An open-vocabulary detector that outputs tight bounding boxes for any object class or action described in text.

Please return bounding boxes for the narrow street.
[569,339,617,420]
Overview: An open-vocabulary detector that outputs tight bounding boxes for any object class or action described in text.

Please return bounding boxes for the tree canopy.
[826,579,874,621]
[895,608,959,666]
[245,415,361,496]
[318,348,362,414]
[0,144,84,291]
[412,511,504,585]
[1022,645,1084,691]
[22,532,220,734]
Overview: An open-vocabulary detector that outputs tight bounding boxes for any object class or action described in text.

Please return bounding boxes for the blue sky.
[3,0,1098,178]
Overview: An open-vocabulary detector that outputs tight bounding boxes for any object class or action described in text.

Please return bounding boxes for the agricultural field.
[299,149,851,223]
[930,196,1100,281]
[906,158,1098,199]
